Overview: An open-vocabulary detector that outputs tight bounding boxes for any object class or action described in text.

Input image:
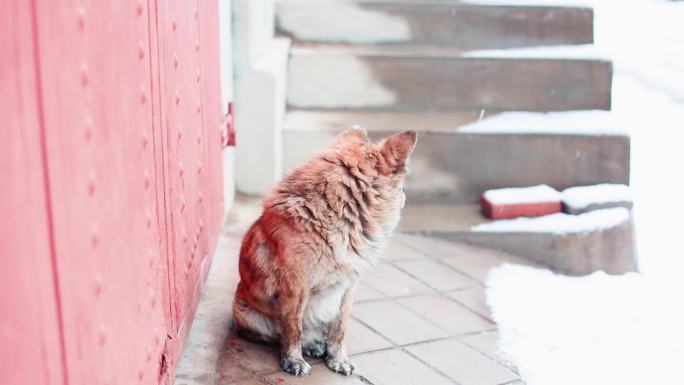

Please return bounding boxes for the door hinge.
[221,101,235,147]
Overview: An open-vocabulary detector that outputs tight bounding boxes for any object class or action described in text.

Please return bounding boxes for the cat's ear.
[380,130,417,171]
[336,125,368,143]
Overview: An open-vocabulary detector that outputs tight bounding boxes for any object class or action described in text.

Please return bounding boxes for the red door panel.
[155,0,223,345]
[32,1,172,384]
[0,2,65,384]
[1,0,223,383]
[198,0,225,259]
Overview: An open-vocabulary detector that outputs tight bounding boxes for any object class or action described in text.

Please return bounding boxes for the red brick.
[481,195,561,220]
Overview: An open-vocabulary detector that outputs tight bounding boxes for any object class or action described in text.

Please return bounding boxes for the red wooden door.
[0,3,66,385]
[0,0,224,384]
[154,0,223,339]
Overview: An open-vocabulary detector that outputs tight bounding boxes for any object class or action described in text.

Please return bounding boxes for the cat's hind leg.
[232,297,279,344]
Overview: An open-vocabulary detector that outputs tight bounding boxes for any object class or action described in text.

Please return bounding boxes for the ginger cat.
[232,128,417,376]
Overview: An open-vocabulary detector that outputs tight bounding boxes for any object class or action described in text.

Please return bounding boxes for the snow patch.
[472,207,630,234]
[562,184,632,211]
[486,264,684,385]
[458,111,628,136]
[483,185,560,205]
[277,2,410,44]
[591,0,684,103]
[462,0,591,7]
[287,54,397,108]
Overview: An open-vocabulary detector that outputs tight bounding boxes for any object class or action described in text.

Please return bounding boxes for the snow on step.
[484,185,561,204]
[277,2,411,45]
[472,207,631,234]
[463,44,608,60]
[458,110,628,136]
[561,184,633,214]
[482,185,562,219]
[463,0,591,7]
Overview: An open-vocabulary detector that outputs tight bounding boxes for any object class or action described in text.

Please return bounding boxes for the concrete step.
[287,44,612,112]
[282,109,630,204]
[276,0,593,49]
[398,203,637,275]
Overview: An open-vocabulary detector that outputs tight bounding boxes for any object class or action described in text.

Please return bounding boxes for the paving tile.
[407,338,518,385]
[347,318,393,355]
[262,363,367,385]
[354,282,385,302]
[352,301,449,345]
[353,349,454,385]
[460,330,517,372]
[398,294,494,335]
[222,378,262,385]
[183,220,530,385]
[396,234,479,258]
[438,248,540,284]
[361,264,433,298]
[217,335,281,383]
[394,259,478,291]
[460,331,499,360]
[448,287,493,321]
[384,235,429,261]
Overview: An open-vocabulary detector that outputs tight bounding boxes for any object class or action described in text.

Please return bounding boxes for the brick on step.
[481,185,562,220]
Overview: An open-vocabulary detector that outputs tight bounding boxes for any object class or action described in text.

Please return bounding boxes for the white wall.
[219,0,236,217]
[232,0,290,196]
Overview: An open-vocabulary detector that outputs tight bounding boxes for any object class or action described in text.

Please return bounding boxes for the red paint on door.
[0,2,66,384]
[0,0,224,384]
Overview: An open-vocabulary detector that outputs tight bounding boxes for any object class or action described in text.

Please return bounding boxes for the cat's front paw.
[326,357,356,376]
[280,357,311,376]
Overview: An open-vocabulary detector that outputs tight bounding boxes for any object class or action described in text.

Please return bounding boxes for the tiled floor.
[174,202,536,385]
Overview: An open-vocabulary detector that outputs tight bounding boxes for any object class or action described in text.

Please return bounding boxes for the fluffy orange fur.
[232,128,417,376]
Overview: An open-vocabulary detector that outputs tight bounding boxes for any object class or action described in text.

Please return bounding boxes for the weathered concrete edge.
[276,1,594,48]
[284,128,631,205]
[411,218,638,276]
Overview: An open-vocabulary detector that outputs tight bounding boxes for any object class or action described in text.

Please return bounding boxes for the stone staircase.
[275,0,635,274]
